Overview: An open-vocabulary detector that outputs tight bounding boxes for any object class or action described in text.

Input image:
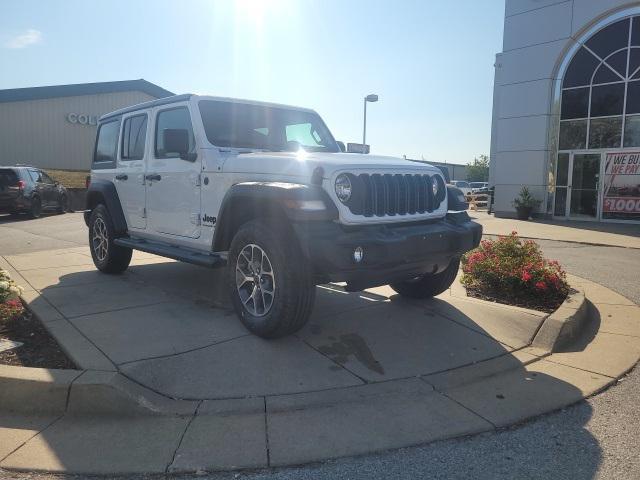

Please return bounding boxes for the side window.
[94,120,120,165]
[155,107,195,158]
[121,114,148,161]
[40,172,56,185]
[28,170,41,183]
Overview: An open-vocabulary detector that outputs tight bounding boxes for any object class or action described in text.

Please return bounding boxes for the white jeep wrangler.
[86,95,481,338]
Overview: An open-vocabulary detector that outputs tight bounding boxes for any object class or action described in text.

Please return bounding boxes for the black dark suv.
[0,166,69,218]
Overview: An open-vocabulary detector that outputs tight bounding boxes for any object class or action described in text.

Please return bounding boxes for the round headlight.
[335,174,352,203]
[431,176,439,197]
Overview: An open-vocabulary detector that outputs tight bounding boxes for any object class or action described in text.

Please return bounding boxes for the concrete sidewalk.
[0,244,638,474]
[473,211,640,248]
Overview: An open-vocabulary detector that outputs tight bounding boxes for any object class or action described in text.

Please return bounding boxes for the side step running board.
[114,237,226,268]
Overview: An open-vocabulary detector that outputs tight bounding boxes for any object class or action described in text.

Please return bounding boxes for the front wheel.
[227,219,315,338]
[390,258,460,299]
[88,204,132,273]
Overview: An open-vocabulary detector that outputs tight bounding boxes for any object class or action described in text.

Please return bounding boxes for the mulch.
[0,303,76,369]
[465,286,567,313]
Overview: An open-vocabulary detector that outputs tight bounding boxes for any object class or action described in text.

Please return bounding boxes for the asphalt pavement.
[0,213,638,480]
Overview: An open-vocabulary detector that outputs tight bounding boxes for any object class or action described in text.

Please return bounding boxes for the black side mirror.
[163,129,195,161]
[336,141,346,152]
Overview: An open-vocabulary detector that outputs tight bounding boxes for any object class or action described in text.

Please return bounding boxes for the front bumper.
[293,211,482,291]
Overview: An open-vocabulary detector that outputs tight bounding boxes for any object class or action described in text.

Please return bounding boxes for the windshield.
[456,181,470,188]
[470,182,486,188]
[199,100,340,152]
[198,100,339,153]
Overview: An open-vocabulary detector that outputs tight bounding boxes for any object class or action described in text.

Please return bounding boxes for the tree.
[466,155,489,182]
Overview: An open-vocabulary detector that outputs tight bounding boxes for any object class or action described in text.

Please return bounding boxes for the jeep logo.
[202,214,216,225]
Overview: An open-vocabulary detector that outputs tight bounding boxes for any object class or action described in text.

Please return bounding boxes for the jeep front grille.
[346,173,445,217]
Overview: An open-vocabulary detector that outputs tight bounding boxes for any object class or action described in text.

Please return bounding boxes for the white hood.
[221,151,442,180]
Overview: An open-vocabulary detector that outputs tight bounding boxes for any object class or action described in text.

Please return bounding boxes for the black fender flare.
[85,179,128,235]
[212,182,338,252]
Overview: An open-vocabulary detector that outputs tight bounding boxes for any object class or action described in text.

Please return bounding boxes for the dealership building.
[0,80,173,171]
[490,0,640,223]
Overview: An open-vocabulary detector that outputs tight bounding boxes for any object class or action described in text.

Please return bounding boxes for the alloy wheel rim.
[235,244,275,317]
[92,217,108,262]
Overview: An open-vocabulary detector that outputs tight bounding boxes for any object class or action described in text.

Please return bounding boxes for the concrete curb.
[0,364,82,415]
[532,286,589,352]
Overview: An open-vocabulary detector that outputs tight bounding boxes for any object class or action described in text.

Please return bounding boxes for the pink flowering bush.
[461,232,569,311]
[0,268,24,322]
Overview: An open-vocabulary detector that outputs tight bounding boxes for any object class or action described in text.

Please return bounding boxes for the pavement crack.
[165,400,202,473]
[263,396,271,467]
[117,333,252,367]
[64,369,87,412]
[421,377,498,430]
[0,413,65,464]
[295,334,369,385]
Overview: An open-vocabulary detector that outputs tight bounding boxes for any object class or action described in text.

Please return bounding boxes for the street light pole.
[362,94,379,151]
[363,99,367,146]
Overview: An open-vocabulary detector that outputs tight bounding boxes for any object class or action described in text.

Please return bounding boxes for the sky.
[0,0,505,164]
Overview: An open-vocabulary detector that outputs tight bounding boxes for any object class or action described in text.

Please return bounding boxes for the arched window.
[560,17,640,150]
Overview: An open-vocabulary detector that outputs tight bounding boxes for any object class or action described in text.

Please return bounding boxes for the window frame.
[154,106,195,159]
[93,118,121,170]
[120,113,149,162]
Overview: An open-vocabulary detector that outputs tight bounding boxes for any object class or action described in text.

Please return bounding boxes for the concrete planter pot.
[515,206,533,220]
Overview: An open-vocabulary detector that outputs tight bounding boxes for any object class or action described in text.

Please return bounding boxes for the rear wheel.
[88,204,132,273]
[57,194,68,214]
[29,197,41,219]
[390,258,460,299]
[227,219,315,338]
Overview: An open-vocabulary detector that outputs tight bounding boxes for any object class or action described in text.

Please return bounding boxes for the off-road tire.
[88,204,132,274]
[390,258,460,299]
[29,197,41,219]
[228,219,315,338]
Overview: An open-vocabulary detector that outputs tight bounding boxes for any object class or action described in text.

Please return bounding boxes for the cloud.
[4,29,42,49]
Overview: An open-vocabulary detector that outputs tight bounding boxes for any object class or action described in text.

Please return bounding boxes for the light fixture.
[335,174,352,203]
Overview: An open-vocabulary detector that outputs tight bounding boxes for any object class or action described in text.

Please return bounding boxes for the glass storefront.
[553,15,640,222]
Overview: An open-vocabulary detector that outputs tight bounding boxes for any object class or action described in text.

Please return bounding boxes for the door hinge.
[194,174,202,187]
[190,213,201,225]
[142,207,147,218]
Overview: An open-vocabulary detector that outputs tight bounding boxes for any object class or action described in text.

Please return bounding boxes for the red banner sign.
[603,152,640,219]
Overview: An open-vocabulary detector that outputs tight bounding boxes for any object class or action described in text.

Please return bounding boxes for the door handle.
[115,174,128,181]
[145,174,161,181]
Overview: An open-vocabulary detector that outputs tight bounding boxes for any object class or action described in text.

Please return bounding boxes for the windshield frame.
[197,99,340,153]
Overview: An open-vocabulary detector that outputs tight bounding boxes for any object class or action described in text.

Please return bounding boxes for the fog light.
[353,246,364,263]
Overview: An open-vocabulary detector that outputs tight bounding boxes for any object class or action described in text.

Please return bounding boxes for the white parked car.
[85,95,481,338]
[451,180,472,196]
[470,182,489,193]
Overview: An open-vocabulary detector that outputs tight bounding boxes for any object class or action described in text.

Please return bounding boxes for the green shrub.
[461,232,569,311]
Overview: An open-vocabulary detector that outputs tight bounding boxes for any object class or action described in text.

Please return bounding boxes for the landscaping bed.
[0,270,75,369]
[44,169,88,189]
[461,232,569,313]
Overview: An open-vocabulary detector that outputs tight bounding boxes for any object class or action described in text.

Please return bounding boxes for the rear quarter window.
[93,119,121,169]
[0,169,19,189]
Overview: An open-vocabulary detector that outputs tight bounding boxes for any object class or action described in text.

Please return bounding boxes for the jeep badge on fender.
[84,94,482,339]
